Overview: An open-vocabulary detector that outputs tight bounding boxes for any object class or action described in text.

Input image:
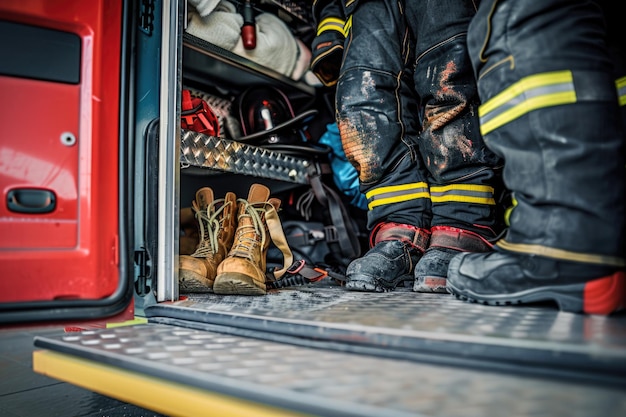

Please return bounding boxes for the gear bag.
[181,88,220,137]
[268,162,364,273]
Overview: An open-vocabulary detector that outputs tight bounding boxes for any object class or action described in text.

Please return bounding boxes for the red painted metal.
[0,0,124,305]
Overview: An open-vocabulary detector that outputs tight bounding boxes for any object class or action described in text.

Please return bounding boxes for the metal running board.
[144,286,626,386]
[33,321,626,417]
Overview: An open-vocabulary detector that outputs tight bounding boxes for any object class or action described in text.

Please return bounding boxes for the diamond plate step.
[33,323,626,417]
[146,287,626,385]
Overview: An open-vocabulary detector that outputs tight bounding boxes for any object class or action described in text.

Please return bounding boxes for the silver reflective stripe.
[479,70,576,136]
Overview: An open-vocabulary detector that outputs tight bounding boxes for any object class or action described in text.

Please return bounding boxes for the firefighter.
[311,0,505,293]
[446,0,626,315]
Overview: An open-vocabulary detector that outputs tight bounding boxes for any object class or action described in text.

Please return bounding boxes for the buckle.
[267,260,329,289]
[324,225,339,243]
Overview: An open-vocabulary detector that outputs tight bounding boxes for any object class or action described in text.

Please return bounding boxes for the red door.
[0,0,133,325]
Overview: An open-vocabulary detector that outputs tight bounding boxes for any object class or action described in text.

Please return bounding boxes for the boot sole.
[413,276,449,294]
[344,274,410,293]
[213,272,266,295]
[447,271,626,315]
[178,270,214,293]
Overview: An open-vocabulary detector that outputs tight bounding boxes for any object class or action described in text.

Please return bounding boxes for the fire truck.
[1,1,625,416]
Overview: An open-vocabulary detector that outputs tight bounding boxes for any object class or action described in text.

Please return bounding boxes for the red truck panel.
[0,1,122,303]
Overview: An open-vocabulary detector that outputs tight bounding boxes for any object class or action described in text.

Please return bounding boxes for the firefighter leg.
[336,0,431,291]
[447,0,626,314]
[406,0,505,293]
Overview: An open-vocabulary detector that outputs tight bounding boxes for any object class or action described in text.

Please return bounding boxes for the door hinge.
[138,0,155,36]
[134,248,152,296]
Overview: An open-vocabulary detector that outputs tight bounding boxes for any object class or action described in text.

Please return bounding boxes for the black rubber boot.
[451,0,626,313]
[345,223,430,292]
[413,226,493,293]
[447,250,626,315]
[413,247,460,293]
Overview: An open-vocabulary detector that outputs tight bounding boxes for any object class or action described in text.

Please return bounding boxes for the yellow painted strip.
[33,350,308,417]
[106,317,148,328]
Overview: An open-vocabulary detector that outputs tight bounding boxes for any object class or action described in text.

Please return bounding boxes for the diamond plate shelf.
[180,129,313,184]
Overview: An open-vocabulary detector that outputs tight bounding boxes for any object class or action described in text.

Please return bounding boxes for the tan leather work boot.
[213,183,293,295]
[179,188,237,293]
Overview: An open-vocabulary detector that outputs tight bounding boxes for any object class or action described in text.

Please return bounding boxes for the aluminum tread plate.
[180,129,312,184]
[33,323,626,417]
[145,286,626,383]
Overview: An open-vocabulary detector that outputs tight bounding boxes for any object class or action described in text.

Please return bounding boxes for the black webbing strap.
[307,163,361,262]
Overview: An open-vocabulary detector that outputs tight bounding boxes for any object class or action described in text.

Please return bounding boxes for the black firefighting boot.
[448,0,626,315]
[213,184,293,296]
[344,222,430,292]
[413,226,493,293]
[448,251,625,315]
[178,188,237,293]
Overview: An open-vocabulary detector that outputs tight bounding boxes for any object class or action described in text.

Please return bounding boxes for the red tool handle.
[241,0,256,50]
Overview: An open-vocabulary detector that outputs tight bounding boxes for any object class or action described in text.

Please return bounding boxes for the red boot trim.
[429,226,492,252]
[584,271,626,315]
[370,222,431,252]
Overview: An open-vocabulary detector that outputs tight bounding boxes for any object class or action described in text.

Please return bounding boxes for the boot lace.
[229,199,270,260]
[230,198,294,280]
[190,198,232,258]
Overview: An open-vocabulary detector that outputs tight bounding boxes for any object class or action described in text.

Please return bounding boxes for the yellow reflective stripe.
[504,194,517,226]
[368,191,430,210]
[617,76,626,107]
[317,17,346,36]
[343,15,352,36]
[496,239,626,267]
[430,184,496,205]
[479,71,577,136]
[366,182,430,210]
[366,182,429,198]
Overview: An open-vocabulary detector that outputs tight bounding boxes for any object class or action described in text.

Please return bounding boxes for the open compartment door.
[0,0,134,325]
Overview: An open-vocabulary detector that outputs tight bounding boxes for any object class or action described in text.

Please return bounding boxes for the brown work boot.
[213,183,293,295]
[179,188,237,293]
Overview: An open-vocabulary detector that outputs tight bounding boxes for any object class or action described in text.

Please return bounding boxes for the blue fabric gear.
[318,123,368,211]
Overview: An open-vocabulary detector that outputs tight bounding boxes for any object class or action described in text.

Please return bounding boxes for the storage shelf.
[180,129,313,184]
[182,33,316,97]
